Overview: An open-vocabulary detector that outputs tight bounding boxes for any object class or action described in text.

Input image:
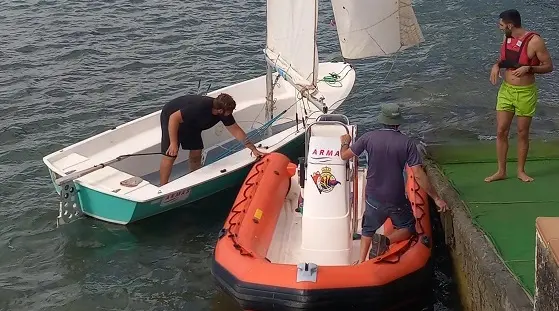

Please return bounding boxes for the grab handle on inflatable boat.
[351,155,359,237]
[298,157,305,187]
[296,262,318,283]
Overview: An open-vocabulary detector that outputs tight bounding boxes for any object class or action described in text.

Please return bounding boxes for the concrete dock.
[423,140,559,311]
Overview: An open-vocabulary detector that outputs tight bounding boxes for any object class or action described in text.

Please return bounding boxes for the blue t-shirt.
[350,129,423,205]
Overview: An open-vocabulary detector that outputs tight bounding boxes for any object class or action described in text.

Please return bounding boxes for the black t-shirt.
[163,95,236,130]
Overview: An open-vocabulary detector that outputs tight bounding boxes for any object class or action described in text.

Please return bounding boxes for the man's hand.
[434,196,448,213]
[512,66,531,77]
[340,134,351,145]
[490,64,501,85]
[166,143,178,157]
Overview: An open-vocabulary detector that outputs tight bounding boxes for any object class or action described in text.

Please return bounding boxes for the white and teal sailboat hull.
[44,0,426,226]
[43,62,356,225]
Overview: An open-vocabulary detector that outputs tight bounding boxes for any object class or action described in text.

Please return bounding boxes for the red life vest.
[499,31,540,68]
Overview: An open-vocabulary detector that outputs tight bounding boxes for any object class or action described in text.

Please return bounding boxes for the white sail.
[331,0,424,59]
[265,0,319,88]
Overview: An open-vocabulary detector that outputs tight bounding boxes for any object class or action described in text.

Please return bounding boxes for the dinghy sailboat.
[42,0,358,225]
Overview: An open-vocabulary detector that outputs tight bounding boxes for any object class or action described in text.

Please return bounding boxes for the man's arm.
[340,144,356,161]
[340,134,365,161]
[406,140,441,201]
[530,36,553,74]
[410,165,441,201]
[168,111,184,147]
[226,123,258,152]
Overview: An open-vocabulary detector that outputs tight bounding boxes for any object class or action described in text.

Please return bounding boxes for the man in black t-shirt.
[159,93,265,186]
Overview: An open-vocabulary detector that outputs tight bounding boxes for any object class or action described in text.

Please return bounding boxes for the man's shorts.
[496,81,538,117]
[361,195,416,238]
[160,112,204,155]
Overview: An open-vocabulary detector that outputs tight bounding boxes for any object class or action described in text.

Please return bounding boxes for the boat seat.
[52,152,152,195]
[91,127,161,162]
[79,165,148,194]
[55,127,161,178]
[52,153,90,175]
[48,127,162,194]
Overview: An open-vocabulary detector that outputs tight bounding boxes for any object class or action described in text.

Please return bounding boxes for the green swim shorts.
[496,81,538,117]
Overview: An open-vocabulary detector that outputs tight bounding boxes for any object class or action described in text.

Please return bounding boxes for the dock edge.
[423,158,533,311]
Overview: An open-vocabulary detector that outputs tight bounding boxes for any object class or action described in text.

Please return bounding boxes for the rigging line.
[211,97,303,161]
[295,89,309,127]
[318,64,353,87]
[236,116,296,129]
[259,127,301,149]
[307,51,401,120]
[213,53,399,158]
[228,55,400,153]
[210,111,289,162]
[251,74,282,129]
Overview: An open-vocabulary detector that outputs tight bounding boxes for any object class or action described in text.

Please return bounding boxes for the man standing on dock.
[340,103,448,263]
[159,93,265,186]
[486,9,553,183]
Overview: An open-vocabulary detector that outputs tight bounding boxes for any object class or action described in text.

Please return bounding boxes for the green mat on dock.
[431,141,559,297]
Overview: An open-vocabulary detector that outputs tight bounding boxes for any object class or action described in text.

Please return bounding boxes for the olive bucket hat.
[378,103,404,125]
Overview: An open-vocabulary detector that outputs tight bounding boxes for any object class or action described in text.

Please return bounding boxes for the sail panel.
[331,0,424,59]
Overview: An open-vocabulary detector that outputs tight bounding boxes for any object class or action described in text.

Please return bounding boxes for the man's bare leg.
[160,155,176,186]
[516,116,534,182]
[189,149,203,173]
[358,236,373,263]
[485,111,515,182]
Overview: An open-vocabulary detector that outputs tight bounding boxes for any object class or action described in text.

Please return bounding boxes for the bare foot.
[517,171,534,182]
[484,172,506,183]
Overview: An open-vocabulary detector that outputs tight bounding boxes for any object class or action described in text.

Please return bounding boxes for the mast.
[264,0,273,138]
[264,62,274,137]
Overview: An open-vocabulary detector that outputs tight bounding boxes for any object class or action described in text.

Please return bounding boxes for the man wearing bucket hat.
[340,103,448,263]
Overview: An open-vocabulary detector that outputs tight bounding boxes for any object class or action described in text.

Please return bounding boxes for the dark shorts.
[160,112,204,155]
[361,195,416,238]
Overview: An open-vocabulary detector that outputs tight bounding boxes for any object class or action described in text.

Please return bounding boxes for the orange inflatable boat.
[211,150,433,311]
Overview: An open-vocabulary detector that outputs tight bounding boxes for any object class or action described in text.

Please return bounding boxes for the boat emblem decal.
[311,166,340,194]
[310,149,340,163]
[161,188,192,207]
[311,148,340,157]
